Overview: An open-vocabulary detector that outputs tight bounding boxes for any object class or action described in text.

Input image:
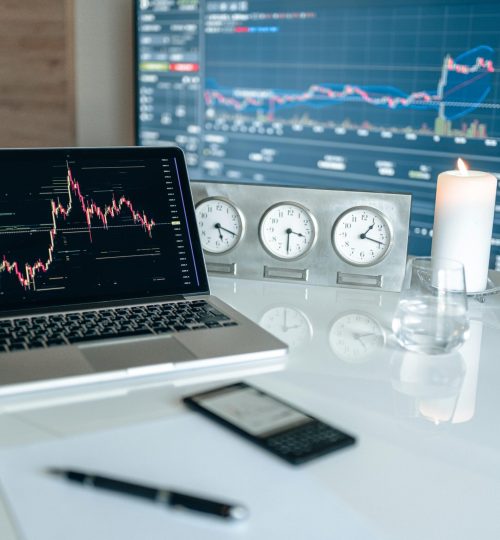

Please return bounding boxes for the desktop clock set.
[192,182,411,292]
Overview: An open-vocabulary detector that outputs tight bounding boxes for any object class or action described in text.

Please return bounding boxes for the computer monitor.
[134,0,500,268]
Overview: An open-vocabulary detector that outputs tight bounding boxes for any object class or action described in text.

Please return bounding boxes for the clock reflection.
[329,311,386,363]
[259,306,313,349]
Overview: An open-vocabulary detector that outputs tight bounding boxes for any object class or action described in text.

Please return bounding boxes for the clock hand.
[358,339,368,351]
[214,223,224,240]
[352,332,376,340]
[215,223,237,236]
[282,309,288,331]
[347,332,368,350]
[282,324,302,333]
[364,235,385,246]
[286,228,292,254]
[359,218,376,239]
[289,230,305,238]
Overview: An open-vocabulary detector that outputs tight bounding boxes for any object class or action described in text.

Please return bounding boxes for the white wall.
[74,0,135,146]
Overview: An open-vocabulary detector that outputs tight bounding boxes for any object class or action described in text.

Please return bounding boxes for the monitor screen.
[0,147,208,312]
[135,0,500,269]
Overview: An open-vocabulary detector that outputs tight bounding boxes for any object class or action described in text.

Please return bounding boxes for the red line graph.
[1,163,156,290]
[205,54,495,117]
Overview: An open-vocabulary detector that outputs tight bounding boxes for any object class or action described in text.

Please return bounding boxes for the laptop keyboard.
[0,300,238,353]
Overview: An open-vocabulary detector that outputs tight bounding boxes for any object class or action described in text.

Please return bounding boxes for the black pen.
[47,468,248,521]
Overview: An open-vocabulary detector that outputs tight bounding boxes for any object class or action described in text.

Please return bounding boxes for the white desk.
[1,277,499,539]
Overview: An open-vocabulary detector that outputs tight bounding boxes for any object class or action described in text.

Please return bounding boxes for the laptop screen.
[0,147,209,312]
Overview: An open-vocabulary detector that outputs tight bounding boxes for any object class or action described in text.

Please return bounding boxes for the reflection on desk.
[391,319,482,425]
[329,311,386,363]
[0,276,499,540]
[259,305,313,349]
[213,277,495,430]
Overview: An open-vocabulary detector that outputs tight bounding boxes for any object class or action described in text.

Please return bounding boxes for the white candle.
[431,159,497,293]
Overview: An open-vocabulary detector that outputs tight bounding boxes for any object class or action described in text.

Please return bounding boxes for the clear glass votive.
[392,257,469,354]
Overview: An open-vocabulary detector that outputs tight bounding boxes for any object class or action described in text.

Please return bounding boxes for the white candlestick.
[431,162,497,293]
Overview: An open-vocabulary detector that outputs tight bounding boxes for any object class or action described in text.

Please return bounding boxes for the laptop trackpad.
[80,336,195,373]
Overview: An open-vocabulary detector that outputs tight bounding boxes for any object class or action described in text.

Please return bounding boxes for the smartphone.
[183,382,356,465]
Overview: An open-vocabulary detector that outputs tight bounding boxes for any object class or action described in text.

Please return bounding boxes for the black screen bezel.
[0,146,210,315]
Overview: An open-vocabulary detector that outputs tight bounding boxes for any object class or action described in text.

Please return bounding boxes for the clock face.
[259,306,312,349]
[196,198,243,254]
[259,203,316,260]
[332,206,392,266]
[329,312,385,363]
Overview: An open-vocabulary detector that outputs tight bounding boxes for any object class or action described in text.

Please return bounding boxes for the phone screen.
[191,385,312,438]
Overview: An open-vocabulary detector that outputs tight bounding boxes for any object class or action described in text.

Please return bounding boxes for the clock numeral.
[196,198,243,254]
[333,207,391,266]
[260,203,315,260]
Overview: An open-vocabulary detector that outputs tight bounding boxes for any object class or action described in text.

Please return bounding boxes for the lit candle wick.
[457,158,468,176]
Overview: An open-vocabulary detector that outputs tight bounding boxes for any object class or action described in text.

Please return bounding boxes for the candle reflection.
[391,350,465,424]
[391,320,482,425]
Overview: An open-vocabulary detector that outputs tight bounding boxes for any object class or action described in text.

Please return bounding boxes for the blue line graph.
[205,46,496,123]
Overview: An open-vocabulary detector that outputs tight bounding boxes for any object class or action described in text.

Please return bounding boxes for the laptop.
[0,147,287,396]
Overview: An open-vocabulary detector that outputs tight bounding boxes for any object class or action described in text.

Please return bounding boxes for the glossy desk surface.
[1,277,499,539]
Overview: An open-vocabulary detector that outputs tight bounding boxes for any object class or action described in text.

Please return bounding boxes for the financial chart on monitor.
[135,0,500,268]
[0,152,201,310]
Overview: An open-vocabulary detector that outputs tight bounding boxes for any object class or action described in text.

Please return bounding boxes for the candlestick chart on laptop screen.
[0,150,204,311]
[135,0,500,268]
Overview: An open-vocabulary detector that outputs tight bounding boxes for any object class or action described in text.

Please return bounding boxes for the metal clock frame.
[191,181,411,292]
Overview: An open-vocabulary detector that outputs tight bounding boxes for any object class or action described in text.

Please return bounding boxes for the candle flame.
[457,158,468,175]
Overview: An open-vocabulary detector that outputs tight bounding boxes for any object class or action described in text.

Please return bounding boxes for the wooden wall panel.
[0,0,75,147]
